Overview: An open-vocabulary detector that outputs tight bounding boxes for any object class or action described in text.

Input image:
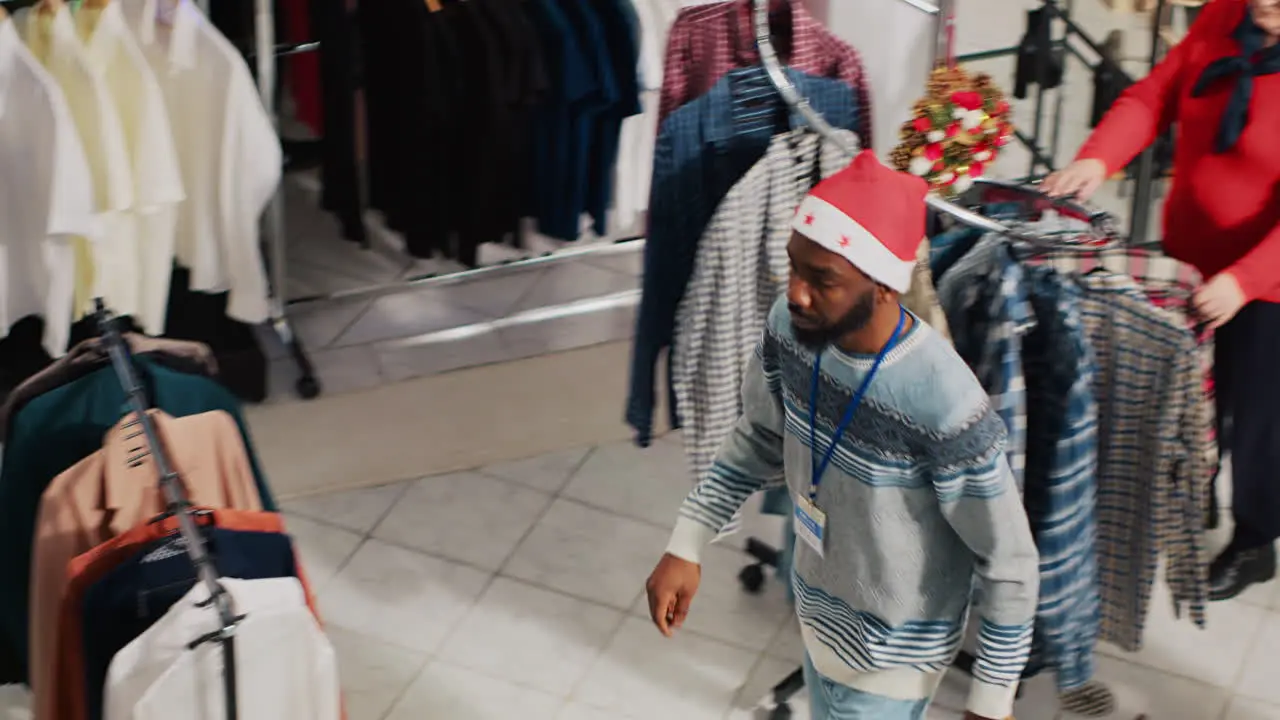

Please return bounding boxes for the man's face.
[786,232,879,349]
[1252,0,1280,36]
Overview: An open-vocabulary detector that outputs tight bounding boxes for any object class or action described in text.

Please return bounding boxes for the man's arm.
[665,338,787,563]
[934,407,1040,720]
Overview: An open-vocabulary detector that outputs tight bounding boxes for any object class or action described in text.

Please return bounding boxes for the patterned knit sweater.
[666,298,1039,718]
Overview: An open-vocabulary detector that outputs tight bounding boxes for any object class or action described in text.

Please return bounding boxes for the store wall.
[804,0,939,159]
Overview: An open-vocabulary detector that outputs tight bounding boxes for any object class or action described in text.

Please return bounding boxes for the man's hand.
[645,553,701,637]
[1194,272,1247,330]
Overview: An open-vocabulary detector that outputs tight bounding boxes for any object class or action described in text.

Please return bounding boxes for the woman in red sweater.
[1044,0,1280,601]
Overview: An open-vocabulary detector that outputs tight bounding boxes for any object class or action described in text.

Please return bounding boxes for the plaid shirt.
[1070,272,1210,651]
[1021,266,1101,692]
[937,237,1032,489]
[627,68,859,445]
[936,239,1104,690]
[658,1,873,146]
[1025,244,1217,468]
[672,128,858,486]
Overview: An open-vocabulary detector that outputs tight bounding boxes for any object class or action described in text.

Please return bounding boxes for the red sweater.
[1077,0,1280,303]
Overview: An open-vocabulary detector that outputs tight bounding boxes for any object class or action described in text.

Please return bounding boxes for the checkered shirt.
[670,128,857,532]
[1069,272,1210,652]
[658,1,873,146]
[627,68,859,445]
[1020,266,1101,692]
[937,236,1033,489]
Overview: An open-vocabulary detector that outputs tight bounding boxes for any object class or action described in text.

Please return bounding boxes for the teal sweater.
[667,298,1038,718]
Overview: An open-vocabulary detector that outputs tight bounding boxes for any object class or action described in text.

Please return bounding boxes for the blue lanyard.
[808,306,907,501]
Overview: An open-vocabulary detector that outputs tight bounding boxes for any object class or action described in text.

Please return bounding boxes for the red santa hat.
[791,150,927,293]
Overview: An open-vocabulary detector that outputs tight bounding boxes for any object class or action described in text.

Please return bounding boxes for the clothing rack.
[93,298,243,720]
[249,0,650,401]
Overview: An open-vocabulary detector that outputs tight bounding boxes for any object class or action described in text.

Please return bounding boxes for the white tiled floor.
[275,437,1280,720]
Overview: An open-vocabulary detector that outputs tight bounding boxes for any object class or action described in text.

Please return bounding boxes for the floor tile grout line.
[1088,638,1260,697]
[280,442,598,510]
[373,645,434,720]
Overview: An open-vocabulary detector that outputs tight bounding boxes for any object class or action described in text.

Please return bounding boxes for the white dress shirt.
[609,0,680,237]
[105,577,340,720]
[75,2,185,333]
[25,5,135,347]
[119,0,281,324]
[0,16,94,355]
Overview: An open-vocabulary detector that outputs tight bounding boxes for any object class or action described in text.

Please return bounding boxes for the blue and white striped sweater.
[666,298,1040,718]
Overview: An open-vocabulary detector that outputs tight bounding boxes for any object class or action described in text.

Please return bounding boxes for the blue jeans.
[803,656,931,720]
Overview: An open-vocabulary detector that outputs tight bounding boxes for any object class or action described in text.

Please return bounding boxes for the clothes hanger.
[961,178,1121,244]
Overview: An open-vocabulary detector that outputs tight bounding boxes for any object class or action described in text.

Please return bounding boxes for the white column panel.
[803,0,940,159]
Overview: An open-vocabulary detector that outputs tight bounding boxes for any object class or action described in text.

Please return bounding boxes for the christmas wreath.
[889,66,1015,197]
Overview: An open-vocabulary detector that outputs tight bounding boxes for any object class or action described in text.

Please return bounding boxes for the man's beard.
[790,289,876,349]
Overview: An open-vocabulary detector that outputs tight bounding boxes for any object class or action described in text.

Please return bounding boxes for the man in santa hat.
[644,151,1038,720]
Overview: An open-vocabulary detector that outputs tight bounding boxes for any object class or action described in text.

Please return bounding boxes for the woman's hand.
[1040,159,1108,201]
[1194,273,1247,330]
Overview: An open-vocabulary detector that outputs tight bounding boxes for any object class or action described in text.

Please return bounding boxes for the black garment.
[1214,300,1280,547]
[161,268,267,403]
[452,0,546,262]
[59,268,266,403]
[0,316,53,404]
[1014,7,1064,100]
[539,0,615,240]
[1090,60,1130,127]
[360,0,546,265]
[585,0,642,237]
[315,0,367,244]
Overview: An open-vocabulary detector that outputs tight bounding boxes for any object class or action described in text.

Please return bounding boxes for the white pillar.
[804,0,941,160]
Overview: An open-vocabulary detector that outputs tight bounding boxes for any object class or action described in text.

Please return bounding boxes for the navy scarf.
[1191,11,1280,153]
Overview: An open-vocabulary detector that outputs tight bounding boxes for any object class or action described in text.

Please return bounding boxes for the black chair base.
[740,536,806,715]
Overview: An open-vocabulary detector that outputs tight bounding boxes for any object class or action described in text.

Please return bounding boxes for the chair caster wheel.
[739,564,766,594]
[295,375,321,399]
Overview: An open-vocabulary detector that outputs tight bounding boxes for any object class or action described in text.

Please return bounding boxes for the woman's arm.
[1225,223,1280,302]
[1075,0,1239,173]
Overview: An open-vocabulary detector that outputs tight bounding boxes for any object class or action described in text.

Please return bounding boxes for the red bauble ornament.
[950,91,983,111]
[913,116,933,133]
[924,143,944,161]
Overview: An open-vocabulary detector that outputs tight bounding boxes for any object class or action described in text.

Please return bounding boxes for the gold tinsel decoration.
[890,65,1016,197]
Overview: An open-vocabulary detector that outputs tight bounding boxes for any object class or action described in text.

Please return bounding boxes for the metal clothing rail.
[94,298,243,720]
[753,0,1050,244]
[249,0,649,400]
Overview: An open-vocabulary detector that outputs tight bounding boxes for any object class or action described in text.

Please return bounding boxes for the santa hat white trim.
[792,195,914,293]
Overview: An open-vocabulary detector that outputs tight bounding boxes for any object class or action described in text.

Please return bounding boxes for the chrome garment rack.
[95,298,243,720]
[250,0,645,400]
